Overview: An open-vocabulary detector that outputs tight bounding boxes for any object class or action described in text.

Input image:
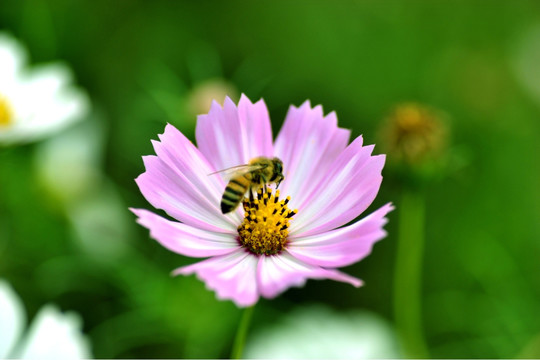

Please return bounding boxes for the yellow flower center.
[238,187,297,255]
[0,94,14,128]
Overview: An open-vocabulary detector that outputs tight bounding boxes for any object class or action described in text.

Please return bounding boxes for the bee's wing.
[208,163,266,180]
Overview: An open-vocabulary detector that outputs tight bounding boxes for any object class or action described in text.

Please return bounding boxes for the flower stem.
[231,305,255,359]
[393,189,430,358]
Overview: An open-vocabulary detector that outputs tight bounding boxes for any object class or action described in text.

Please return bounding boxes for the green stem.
[231,305,255,359]
[393,189,430,358]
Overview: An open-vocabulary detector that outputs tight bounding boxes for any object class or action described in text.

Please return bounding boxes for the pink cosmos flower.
[132,95,393,307]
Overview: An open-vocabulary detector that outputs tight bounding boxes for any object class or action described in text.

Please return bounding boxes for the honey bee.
[210,157,284,214]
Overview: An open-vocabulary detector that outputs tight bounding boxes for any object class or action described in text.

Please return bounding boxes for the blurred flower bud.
[378,103,453,189]
[379,103,448,167]
[186,79,238,116]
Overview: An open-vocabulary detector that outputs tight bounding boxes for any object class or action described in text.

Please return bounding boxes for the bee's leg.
[261,177,267,194]
[249,186,254,202]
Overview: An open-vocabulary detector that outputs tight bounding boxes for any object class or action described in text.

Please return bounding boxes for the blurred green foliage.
[1,0,540,358]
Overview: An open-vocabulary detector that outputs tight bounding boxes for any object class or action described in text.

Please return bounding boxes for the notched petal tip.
[130,208,153,229]
[158,123,184,144]
[238,93,269,112]
[162,122,176,134]
[376,202,395,217]
[238,93,252,104]
[326,110,337,118]
[312,104,324,116]
[324,110,338,127]
[297,99,312,109]
[208,99,224,113]
[253,97,267,108]
[223,95,238,108]
[291,100,341,120]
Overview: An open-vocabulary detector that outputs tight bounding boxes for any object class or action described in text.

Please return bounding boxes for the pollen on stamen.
[237,187,297,256]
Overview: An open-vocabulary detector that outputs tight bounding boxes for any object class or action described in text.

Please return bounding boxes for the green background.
[1,0,539,358]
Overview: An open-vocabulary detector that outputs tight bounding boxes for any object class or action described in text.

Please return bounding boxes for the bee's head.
[272,157,284,188]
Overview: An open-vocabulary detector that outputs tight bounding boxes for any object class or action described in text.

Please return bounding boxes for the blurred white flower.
[34,117,133,261]
[244,305,401,359]
[0,33,89,145]
[35,117,104,204]
[67,180,133,261]
[0,280,92,359]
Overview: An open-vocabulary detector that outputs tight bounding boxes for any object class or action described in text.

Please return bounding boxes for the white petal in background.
[0,280,92,359]
[0,33,25,87]
[0,281,25,359]
[244,304,401,359]
[12,306,92,360]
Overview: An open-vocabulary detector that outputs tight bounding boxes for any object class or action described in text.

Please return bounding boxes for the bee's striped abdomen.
[221,175,251,214]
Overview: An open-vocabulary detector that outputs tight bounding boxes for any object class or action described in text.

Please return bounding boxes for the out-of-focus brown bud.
[379,103,449,169]
[186,79,238,116]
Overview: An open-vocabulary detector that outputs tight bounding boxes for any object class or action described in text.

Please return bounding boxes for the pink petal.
[287,203,394,268]
[136,124,240,232]
[195,94,274,173]
[257,252,363,299]
[131,208,239,258]
[290,136,386,236]
[173,249,259,307]
[274,102,350,210]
